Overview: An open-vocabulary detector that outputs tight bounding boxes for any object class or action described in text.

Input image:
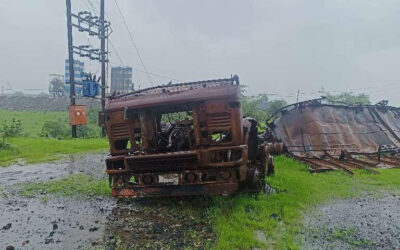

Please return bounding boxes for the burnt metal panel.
[106,77,241,112]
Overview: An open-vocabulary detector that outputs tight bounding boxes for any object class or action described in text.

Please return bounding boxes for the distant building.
[111,66,133,94]
[65,59,84,95]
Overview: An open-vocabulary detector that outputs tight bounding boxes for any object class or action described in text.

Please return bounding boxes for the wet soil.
[0,154,215,249]
[0,154,108,185]
[303,193,400,249]
[0,196,113,249]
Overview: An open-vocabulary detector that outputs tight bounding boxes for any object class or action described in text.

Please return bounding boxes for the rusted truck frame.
[100,76,276,198]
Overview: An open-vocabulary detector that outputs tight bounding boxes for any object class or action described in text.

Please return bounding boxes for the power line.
[112,0,154,86]
[85,0,178,83]
[109,40,125,65]
[84,0,122,66]
[133,68,180,82]
[108,61,180,82]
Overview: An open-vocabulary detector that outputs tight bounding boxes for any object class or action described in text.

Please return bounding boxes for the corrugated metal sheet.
[268,101,400,173]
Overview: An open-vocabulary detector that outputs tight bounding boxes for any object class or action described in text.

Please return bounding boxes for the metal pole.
[100,0,106,137]
[66,0,76,138]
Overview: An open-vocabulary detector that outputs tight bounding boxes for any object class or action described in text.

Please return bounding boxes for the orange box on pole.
[69,105,88,125]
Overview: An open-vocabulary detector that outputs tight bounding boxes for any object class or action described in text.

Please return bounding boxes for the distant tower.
[111,66,133,94]
[65,59,84,96]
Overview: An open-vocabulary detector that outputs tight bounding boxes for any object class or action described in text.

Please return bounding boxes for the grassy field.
[0,109,108,166]
[210,156,400,249]
[0,137,108,166]
[0,109,67,137]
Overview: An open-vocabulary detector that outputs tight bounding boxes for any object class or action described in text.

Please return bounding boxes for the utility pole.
[100,0,106,137]
[66,0,76,138]
[65,0,110,138]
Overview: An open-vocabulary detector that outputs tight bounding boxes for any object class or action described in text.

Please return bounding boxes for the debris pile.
[267,99,400,174]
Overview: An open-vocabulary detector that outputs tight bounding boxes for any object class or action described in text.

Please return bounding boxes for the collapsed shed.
[266,99,400,174]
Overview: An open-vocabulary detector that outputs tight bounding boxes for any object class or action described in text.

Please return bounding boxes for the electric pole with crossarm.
[65,0,110,137]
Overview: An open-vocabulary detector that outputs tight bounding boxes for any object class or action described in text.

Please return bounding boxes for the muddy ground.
[303,193,400,249]
[3,154,400,249]
[0,154,215,249]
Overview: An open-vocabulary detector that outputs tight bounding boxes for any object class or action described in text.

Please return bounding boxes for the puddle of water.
[0,154,107,187]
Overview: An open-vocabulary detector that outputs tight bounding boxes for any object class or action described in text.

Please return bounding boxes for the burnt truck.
[100,75,280,198]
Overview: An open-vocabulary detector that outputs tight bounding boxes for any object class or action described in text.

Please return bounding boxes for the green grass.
[210,156,400,249]
[0,109,67,137]
[0,137,108,166]
[0,186,5,198]
[330,227,375,247]
[20,174,110,198]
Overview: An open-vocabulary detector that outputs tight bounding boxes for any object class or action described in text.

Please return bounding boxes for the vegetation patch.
[209,156,400,249]
[0,186,6,198]
[20,174,110,198]
[331,227,375,247]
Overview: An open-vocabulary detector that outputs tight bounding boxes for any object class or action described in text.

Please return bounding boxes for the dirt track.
[0,154,214,249]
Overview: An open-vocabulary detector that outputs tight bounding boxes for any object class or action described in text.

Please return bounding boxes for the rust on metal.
[101,75,281,198]
[266,98,400,174]
[69,105,88,125]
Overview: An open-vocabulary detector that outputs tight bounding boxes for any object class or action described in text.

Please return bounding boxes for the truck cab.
[101,75,271,197]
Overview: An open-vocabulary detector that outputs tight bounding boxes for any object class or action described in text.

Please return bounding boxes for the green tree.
[241,92,287,122]
[241,94,270,121]
[265,99,287,116]
[325,92,371,105]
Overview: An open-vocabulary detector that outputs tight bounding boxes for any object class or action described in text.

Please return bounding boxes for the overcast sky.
[0,0,399,105]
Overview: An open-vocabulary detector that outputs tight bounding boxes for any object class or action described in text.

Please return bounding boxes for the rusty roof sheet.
[108,75,239,100]
[106,75,240,111]
[268,101,400,173]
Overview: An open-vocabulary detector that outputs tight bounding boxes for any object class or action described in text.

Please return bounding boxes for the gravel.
[303,193,400,249]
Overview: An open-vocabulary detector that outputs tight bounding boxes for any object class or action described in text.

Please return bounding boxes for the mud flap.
[267,155,275,176]
[247,167,265,193]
